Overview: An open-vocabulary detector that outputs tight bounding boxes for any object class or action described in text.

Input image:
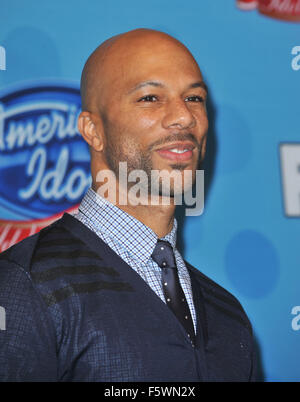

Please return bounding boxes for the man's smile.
[155,141,196,162]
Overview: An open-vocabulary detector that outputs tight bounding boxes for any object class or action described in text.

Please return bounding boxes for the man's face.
[99,38,208,197]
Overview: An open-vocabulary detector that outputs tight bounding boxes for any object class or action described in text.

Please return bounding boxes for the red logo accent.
[237,0,300,21]
[0,205,79,253]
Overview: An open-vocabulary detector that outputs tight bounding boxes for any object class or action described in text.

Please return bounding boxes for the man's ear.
[78,111,104,152]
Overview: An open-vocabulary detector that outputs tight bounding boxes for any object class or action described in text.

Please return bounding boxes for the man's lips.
[155,142,195,162]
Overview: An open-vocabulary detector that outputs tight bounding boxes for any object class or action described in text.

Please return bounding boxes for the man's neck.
[118,203,175,238]
[92,182,176,238]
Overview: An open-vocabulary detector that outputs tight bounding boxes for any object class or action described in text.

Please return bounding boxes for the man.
[0,29,257,381]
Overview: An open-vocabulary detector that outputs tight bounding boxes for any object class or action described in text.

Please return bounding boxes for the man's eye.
[185,96,204,102]
[138,95,158,102]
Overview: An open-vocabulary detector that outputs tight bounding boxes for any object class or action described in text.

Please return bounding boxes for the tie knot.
[151,240,176,269]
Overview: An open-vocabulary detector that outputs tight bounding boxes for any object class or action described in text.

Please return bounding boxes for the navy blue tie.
[151,240,196,345]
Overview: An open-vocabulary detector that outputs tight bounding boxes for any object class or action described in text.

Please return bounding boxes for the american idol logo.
[0,81,91,252]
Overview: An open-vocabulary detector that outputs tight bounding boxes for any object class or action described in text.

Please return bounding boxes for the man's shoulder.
[186,260,239,303]
[0,214,81,272]
[185,260,252,332]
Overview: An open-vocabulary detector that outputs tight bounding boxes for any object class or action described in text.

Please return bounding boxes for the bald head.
[80,28,201,113]
[78,27,208,203]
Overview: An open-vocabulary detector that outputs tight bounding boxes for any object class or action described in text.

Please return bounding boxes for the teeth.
[169,148,188,154]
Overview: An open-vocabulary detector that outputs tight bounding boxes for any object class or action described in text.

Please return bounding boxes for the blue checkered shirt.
[72,187,197,332]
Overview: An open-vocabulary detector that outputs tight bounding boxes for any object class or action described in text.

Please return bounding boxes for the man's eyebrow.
[188,81,208,94]
[128,81,164,94]
[127,80,208,95]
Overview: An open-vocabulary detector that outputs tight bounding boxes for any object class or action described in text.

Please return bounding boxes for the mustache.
[147,132,201,153]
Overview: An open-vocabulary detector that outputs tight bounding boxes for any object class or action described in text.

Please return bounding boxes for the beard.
[103,128,201,198]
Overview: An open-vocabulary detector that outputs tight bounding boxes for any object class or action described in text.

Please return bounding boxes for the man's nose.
[162,98,196,130]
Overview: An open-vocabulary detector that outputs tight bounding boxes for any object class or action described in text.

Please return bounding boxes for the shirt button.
[162,261,167,267]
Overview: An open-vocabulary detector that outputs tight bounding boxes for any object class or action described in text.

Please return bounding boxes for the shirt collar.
[77,187,178,265]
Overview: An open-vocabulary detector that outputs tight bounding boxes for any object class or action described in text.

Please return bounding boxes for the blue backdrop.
[0,0,299,381]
